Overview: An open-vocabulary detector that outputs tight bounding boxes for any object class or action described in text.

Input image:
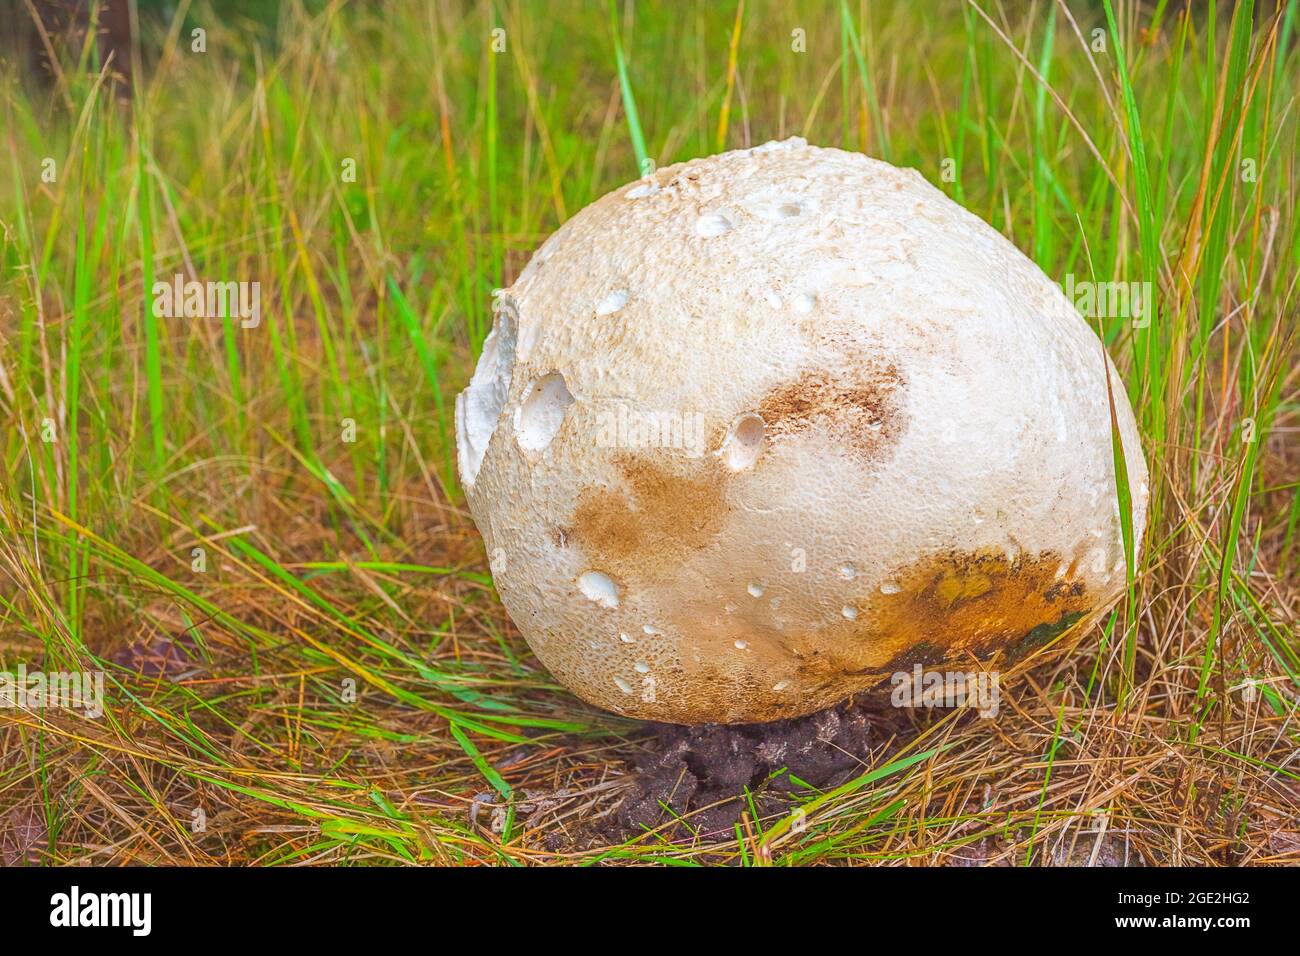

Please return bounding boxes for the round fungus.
[455,138,1149,725]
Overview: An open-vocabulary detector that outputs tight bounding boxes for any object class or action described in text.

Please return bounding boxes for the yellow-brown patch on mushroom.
[756,363,905,463]
[664,549,1095,723]
[861,548,1092,671]
[570,453,729,580]
[715,550,1093,693]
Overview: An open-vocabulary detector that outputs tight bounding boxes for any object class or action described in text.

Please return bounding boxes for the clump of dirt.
[601,697,912,842]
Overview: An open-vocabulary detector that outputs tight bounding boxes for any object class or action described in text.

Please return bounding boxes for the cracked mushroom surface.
[455,138,1149,725]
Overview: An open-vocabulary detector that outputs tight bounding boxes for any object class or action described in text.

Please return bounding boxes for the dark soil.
[600,696,915,842]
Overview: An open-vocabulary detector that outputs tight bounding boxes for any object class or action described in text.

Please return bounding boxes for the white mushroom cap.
[456,138,1148,725]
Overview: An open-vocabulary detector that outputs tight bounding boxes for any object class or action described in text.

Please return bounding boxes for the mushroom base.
[584,609,1097,843]
[599,695,902,842]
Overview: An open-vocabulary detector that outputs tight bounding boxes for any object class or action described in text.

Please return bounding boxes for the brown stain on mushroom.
[858,548,1092,673]
[570,454,729,580]
[720,548,1096,721]
[755,363,905,463]
[669,548,1094,724]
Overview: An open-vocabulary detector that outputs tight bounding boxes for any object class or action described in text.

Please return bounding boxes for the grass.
[0,0,1297,865]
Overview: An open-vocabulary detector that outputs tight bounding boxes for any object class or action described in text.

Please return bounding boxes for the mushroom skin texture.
[455,138,1149,725]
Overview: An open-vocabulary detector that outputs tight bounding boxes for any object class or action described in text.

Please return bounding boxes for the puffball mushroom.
[455,138,1148,725]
